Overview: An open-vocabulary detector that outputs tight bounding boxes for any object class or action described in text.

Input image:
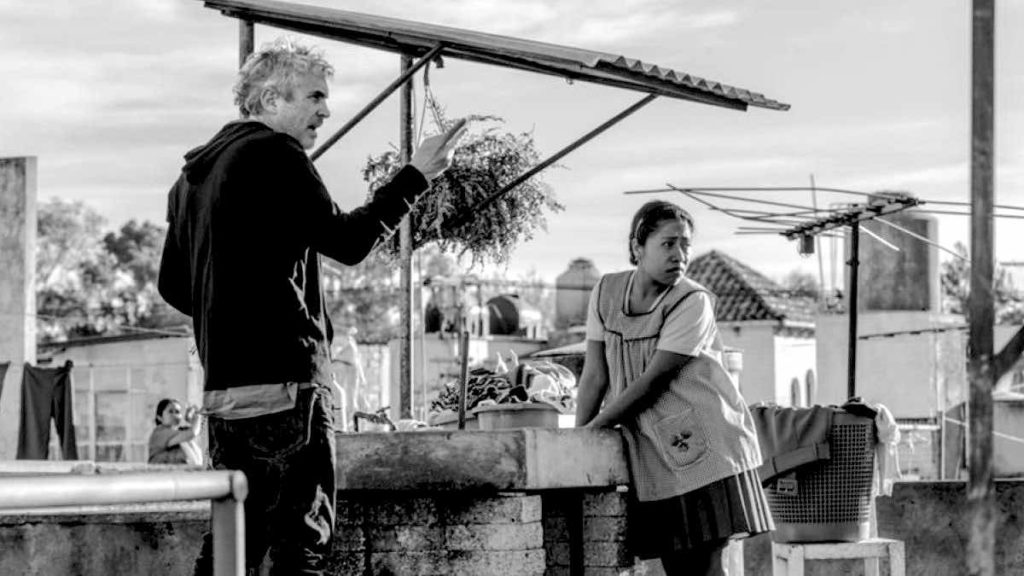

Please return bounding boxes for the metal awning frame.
[205,0,783,418]
[205,0,791,111]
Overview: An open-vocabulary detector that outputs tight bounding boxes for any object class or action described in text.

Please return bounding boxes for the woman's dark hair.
[154,398,179,425]
[628,200,695,265]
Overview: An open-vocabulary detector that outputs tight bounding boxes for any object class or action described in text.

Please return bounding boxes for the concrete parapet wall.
[0,156,37,461]
[5,480,1024,575]
[0,509,205,576]
[743,480,1024,575]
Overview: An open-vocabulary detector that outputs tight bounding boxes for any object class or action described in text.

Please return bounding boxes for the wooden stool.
[772,538,905,576]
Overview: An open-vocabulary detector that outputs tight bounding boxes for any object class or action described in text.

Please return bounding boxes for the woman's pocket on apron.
[653,406,708,469]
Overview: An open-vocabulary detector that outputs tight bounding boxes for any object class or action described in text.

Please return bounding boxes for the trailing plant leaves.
[362,121,563,266]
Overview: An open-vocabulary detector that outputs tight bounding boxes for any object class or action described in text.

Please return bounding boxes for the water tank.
[849,191,939,312]
[555,258,600,329]
[487,294,543,339]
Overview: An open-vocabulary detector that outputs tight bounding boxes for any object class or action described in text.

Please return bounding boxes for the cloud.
[286,0,740,50]
[560,9,740,47]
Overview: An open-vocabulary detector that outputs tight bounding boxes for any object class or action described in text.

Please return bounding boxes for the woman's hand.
[184,405,202,429]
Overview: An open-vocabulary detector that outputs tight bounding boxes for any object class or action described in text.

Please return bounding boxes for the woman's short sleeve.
[149,426,174,452]
[148,426,178,464]
[585,284,604,341]
[656,291,716,356]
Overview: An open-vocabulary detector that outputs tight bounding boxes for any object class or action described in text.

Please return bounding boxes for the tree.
[323,245,465,344]
[323,252,403,344]
[940,241,1024,324]
[104,219,164,286]
[34,199,185,342]
[36,198,120,340]
[779,269,821,299]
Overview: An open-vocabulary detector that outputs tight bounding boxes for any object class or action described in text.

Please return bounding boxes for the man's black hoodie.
[159,121,427,399]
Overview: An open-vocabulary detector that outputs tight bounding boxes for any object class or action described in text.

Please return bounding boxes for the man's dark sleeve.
[157,182,193,316]
[279,142,430,265]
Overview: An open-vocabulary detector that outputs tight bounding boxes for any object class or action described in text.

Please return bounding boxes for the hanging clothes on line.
[0,361,9,402]
[17,360,79,460]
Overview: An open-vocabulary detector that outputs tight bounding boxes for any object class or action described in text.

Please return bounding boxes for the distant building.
[38,333,201,463]
[555,258,600,330]
[686,250,818,407]
[1002,261,1024,294]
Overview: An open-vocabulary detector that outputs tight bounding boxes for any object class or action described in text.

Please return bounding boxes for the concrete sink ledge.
[335,427,630,491]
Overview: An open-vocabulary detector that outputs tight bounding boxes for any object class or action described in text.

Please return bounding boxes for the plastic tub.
[428,411,479,430]
[472,403,561,430]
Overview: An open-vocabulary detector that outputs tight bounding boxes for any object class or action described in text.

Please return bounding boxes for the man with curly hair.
[158,38,465,575]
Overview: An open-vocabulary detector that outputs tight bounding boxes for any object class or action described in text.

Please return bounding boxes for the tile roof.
[686,250,818,325]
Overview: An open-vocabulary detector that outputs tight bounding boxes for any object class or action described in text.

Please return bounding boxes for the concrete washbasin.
[334,427,629,491]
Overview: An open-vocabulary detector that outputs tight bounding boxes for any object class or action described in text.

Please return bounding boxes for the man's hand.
[409,118,468,180]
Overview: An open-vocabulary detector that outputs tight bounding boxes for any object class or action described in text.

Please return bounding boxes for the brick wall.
[542,489,638,576]
[330,492,546,575]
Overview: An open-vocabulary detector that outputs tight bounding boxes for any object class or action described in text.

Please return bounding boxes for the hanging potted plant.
[362,98,563,266]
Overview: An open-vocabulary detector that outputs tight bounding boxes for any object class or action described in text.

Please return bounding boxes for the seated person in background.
[148,398,204,466]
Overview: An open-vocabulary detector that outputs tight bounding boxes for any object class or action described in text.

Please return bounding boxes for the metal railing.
[0,470,247,576]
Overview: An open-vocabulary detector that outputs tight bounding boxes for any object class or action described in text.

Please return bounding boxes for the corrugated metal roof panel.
[201,0,790,112]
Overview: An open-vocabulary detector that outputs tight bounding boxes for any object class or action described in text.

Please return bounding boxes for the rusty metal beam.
[449,94,657,228]
[847,221,860,399]
[399,54,415,420]
[311,44,443,161]
[239,20,254,68]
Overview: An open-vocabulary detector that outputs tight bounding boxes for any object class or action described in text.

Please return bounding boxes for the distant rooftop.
[687,250,818,326]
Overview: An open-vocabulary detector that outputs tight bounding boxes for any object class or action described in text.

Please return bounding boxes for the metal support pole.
[457,330,470,429]
[0,471,248,576]
[238,20,254,68]
[567,492,584,576]
[847,220,860,400]
[449,93,658,228]
[311,45,443,161]
[968,0,996,574]
[399,54,415,419]
[212,497,246,576]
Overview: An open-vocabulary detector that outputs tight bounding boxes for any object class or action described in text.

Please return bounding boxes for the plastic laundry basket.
[764,409,876,543]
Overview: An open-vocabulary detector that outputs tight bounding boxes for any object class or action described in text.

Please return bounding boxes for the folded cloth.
[842,398,901,496]
[750,404,834,484]
[841,397,878,420]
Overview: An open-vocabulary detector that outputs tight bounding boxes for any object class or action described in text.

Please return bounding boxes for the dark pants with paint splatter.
[194,387,336,576]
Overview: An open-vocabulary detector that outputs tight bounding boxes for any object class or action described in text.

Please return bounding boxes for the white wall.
[718,322,777,406]
[719,322,816,407]
[816,311,966,418]
[774,335,818,406]
[993,398,1024,478]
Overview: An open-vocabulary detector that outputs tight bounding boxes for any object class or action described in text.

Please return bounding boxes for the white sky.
[2,0,1023,289]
